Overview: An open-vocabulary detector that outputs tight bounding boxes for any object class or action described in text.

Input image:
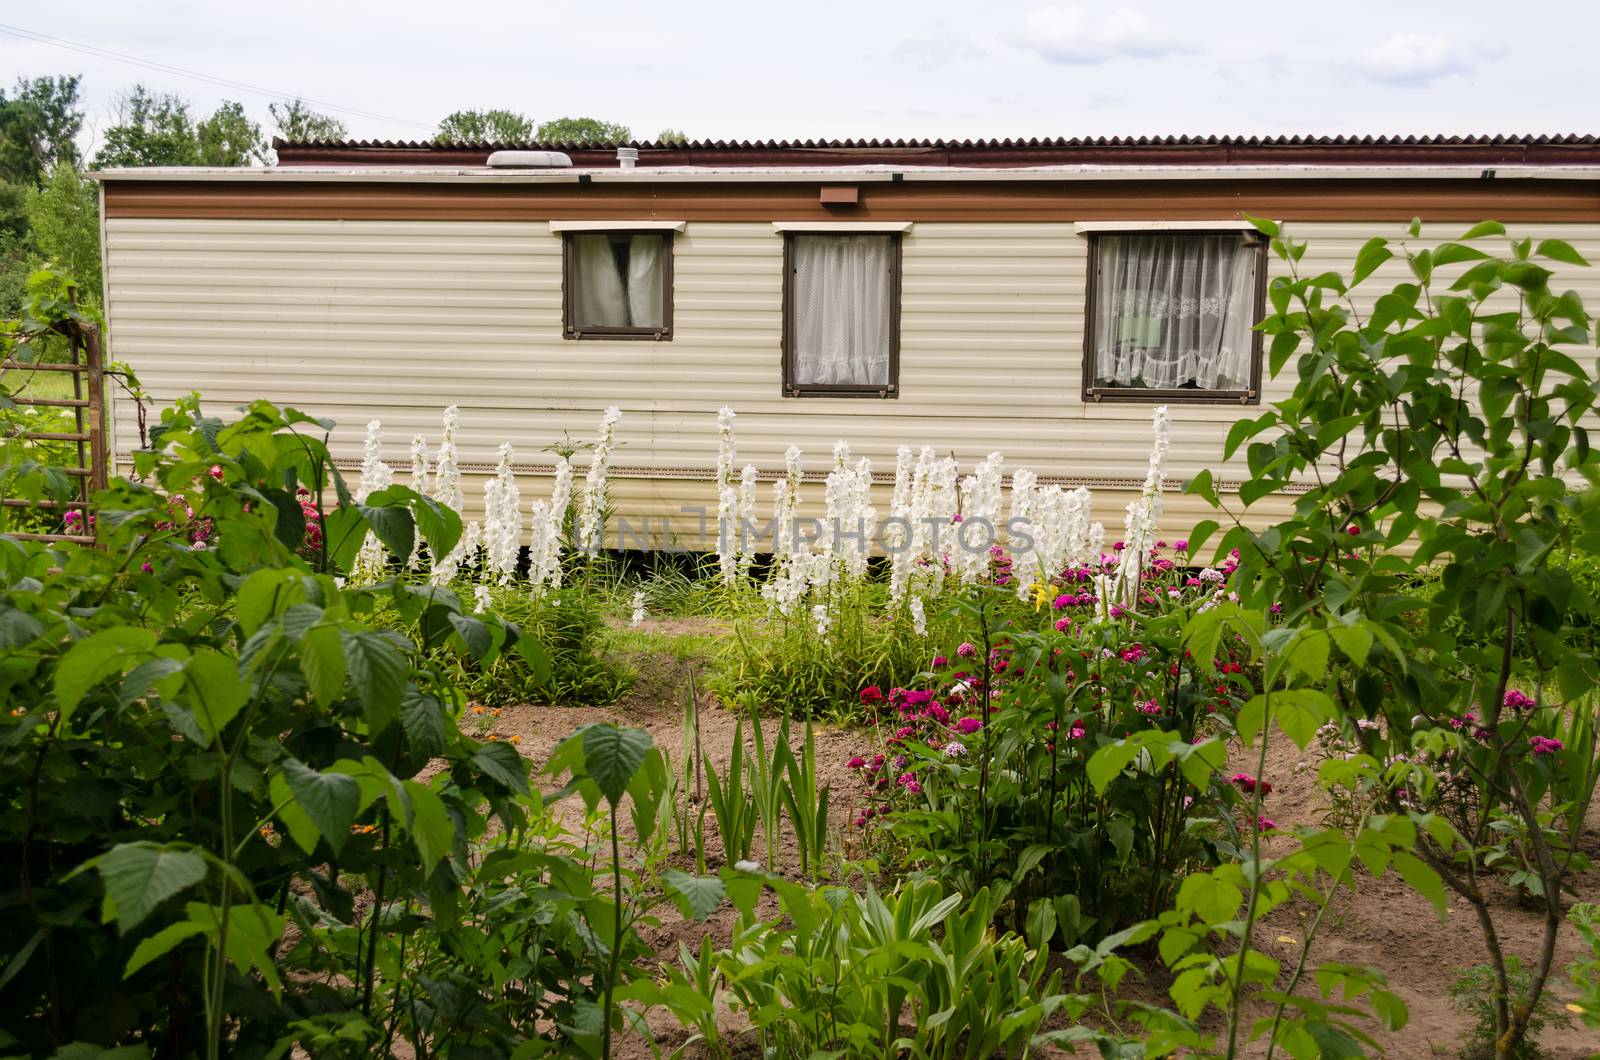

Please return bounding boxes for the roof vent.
[616,146,639,171]
[486,150,573,168]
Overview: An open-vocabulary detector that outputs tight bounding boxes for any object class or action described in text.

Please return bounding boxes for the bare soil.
[477,618,1600,1059]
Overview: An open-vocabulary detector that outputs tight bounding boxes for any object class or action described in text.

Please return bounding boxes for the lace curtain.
[1093,234,1257,390]
[791,234,893,386]
[571,233,667,329]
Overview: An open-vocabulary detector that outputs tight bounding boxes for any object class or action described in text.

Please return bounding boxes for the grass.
[4,368,81,401]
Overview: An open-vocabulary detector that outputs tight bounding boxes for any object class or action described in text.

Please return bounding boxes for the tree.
[536,116,631,145]
[435,109,534,143]
[196,100,265,165]
[268,98,347,143]
[25,164,100,300]
[0,75,84,186]
[93,86,201,168]
[654,128,688,145]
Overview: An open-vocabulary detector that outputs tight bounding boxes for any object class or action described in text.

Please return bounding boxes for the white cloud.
[1019,5,1192,65]
[1350,33,1501,86]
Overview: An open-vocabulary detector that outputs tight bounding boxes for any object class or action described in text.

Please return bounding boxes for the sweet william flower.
[954,717,982,735]
[847,756,867,769]
[956,642,976,658]
[1530,736,1563,756]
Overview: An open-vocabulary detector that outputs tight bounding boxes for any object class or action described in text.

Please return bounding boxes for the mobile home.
[92,135,1600,544]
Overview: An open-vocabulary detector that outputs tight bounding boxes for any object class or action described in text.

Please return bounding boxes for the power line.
[0,21,434,131]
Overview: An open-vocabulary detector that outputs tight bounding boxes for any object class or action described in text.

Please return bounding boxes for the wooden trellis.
[3,317,107,545]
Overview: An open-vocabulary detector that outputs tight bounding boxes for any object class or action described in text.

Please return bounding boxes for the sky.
[2,0,1595,150]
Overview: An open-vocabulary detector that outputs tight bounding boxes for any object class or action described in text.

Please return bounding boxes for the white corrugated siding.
[103,217,1600,538]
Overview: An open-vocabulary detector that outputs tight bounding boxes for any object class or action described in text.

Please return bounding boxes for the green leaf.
[357,503,415,566]
[581,724,653,807]
[1391,850,1447,917]
[298,624,346,707]
[94,843,207,934]
[1186,519,1220,559]
[662,869,724,922]
[1535,238,1589,267]
[447,612,492,659]
[1351,237,1393,287]
[1459,220,1505,240]
[185,901,283,996]
[55,627,158,722]
[321,505,369,573]
[124,919,207,977]
[235,568,299,636]
[181,650,250,743]
[402,780,454,874]
[473,740,529,794]
[342,630,408,734]
[400,688,448,758]
[282,759,361,856]
[1087,740,1141,795]
[511,625,552,684]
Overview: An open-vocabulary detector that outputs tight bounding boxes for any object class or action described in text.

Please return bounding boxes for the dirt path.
[474,619,1600,1058]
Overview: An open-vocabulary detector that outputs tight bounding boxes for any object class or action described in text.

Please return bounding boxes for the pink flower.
[956,642,976,659]
[1504,690,1536,712]
[896,772,922,795]
[954,717,982,735]
[1256,816,1278,831]
[1054,617,1071,632]
[859,685,884,707]
[208,464,224,480]
[1230,772,1272,797]
[847,756,867,769]
[1530,736,1563,756]
[140,561,153,574]
[1173,539,1189,552]
[931,655,948,668]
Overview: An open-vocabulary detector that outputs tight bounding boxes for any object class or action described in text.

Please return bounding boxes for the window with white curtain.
[784,233,899,397]
[564,232,672,339]
[1087,232,1263,401]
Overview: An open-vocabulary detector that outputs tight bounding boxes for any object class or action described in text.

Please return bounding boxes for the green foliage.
[435,109,535,143]
[0,393,538,1056]
[24,165,100,302]
[703,715,757,864]
[862,578,1245,946]
[268,98,347,143]
[654,871,1072,1057]
[0,75,83,186]
[93,86,202,168]
[1569,902,1600,1032]
[1203,216,1600,1058]
[1449,957,1571,1059]
[195,100,266,166]
[536,116,632,145]
[421,583,629,705]
[654,128,688,145]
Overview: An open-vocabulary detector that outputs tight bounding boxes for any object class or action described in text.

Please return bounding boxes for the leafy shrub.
[0,395,558,1055]
[1449,957,1571,1059]
[849,556,1249,944]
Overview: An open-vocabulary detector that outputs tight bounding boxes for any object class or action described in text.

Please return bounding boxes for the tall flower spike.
[576,405,622,553]
[351,419,396,584]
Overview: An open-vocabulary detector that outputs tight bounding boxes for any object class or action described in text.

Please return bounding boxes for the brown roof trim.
[104,177,1600,224]
[272,133,1600,169]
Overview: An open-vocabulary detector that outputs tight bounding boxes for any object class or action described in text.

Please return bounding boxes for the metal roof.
[270,133,1600,169]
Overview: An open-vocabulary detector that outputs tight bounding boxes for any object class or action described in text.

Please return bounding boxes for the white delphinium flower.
[483,443,523,584]
[630,589,646,628]
[527,499,553,596]
[716,484,738,587]
[351,419,396,583]
[909,595,927,636]
[461,520,483,564]
[736,464,759,575]
[428,405,465,586]
[1110,405,1171,609]
[544,457,574,587]
[955,452,1004,586]
[716,406,737,491]
[1008,469,1038,601]
[1062,487,1093,569]
[576,406,622,553]
[811,602,831,638]
[473,583,492,615]
[407,433,430,569]
[1088,520,1105,571]
[843,458,875,580]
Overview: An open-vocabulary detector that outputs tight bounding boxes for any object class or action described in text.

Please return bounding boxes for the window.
[783,233,900,397]
[1084,231,1265,402]
[563,231,673,339]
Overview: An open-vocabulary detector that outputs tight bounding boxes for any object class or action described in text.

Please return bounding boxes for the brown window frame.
[781,231,902,399]
[1081,230,1267,405]
[562,230,674,341]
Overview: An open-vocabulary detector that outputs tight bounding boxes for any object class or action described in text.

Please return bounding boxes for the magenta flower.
[1230,772,1272,796]
[954,717,982,735]
[1256,816,1278,831]
[1530,736,1563,756]
[956,642,976,659]
[1054,617,1071,632]
[931,655,949,668]
[1504,690,1536,712]
[847,756,867,770]
[1172,539,1189,552]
